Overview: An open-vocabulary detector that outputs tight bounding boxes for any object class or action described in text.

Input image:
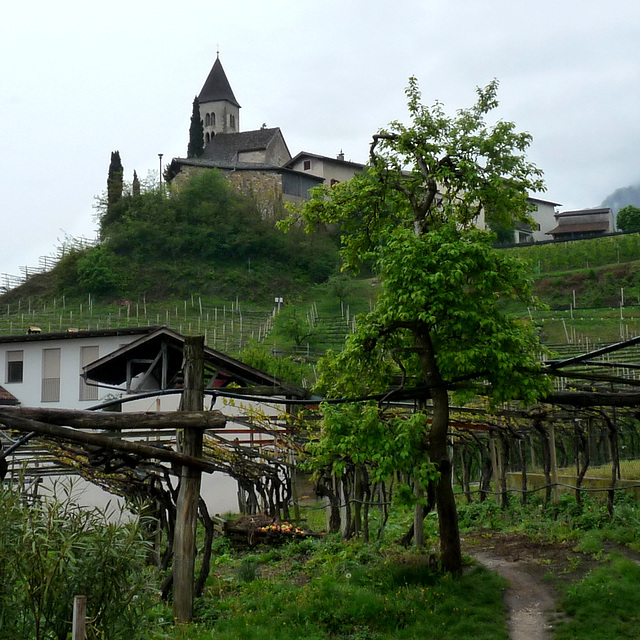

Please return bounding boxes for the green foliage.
[202,560,506,640]
[0,484,158,640]
[616,204,640,233]
[107,150,124,211]
[238,344,315,388]
[188,96,205,158]
[295,78,549,405]
[316,223,549,404]
[76,245,125,295]
[324,273,357,306]
[305,403,437,499]
[132,169,141,197]
[95,169,340,299]
[510,233,640,275]
[555,557,640,640]
[274,304,318,347]
[290,78,549,573]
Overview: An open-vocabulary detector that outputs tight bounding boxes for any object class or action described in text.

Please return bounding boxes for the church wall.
[238,150,268,163]
[265,136,292,166]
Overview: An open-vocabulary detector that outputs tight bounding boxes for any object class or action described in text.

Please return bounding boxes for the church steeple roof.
[198,55,241,108]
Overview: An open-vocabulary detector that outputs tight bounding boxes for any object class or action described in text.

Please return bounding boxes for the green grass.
[554,557,640,640]
[152,540,508,640]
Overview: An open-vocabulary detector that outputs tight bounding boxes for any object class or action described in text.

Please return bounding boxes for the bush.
[0,484,159,640]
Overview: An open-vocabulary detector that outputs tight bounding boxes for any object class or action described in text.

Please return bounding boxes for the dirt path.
[463,533,581,640]
[473,550,556,640]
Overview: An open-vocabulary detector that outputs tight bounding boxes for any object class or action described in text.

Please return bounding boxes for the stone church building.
[166,55,363,215]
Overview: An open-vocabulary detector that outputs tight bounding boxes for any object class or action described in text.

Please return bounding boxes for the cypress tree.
[187,97,205,158]
[132,170,141,197]
[107,151,124,209]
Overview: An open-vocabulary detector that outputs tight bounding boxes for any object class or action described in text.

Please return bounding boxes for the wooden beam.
[0,406,225,430]
[0,412,219,474]
[546,390,640,407]
[173,336,205,624]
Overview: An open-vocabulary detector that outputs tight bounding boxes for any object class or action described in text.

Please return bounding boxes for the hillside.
[3,171,640,358]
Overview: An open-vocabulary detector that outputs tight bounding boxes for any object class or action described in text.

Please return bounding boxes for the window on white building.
[79,346,99,401]
[41,348,61,402]
[6,350,23,383]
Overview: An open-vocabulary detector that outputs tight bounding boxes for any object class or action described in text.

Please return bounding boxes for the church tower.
[198,54,241,144]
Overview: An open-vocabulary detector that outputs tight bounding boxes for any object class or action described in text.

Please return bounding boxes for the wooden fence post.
[173,336,205,623]
[549,424,559,504]
[72,595,86,640]
[489,435,500,505]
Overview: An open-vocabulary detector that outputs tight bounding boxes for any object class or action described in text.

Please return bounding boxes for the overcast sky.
[1,0,639,278]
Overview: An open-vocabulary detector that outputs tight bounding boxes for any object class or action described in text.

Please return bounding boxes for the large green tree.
[292,78,549,574]
[616,205,640,233]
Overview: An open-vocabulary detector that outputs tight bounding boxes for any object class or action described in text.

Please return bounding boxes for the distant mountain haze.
[601,183,640,217]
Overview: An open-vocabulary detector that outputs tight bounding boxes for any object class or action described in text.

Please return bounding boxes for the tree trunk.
[415,329,462,575]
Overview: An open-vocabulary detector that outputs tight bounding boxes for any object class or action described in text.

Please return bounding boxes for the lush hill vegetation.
[3,170,640,354]
[58,170,340,303]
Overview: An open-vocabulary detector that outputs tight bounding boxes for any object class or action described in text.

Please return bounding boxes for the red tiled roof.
[0,385,19,406]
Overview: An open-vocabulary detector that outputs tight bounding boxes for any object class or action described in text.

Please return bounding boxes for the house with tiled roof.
[285,151,365,187]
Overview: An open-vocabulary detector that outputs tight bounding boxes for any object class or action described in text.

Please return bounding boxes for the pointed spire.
[198,56,240,108]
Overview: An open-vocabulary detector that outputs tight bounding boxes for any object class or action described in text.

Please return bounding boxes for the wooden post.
[72,595,87,640]
[173,336,205,623]
[549,424,559,504]
[489,435,500,505]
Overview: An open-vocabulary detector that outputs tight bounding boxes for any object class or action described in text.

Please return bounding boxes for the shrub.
[0,483,158,640]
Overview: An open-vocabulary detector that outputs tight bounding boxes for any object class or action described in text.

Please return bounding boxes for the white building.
[0,327,154,409]
[0,326,307,515]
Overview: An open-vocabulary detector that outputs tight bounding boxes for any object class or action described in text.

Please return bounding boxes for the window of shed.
[303,160,311,171]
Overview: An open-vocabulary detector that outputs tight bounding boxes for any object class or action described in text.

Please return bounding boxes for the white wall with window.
[0,329,152,408]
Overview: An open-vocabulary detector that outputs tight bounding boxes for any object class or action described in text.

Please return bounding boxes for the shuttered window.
[79,346,99,401]
[41,348,61,402]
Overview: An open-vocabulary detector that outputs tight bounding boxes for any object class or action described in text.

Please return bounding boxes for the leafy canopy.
[616,205,640,233]
[297,78,548,404]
